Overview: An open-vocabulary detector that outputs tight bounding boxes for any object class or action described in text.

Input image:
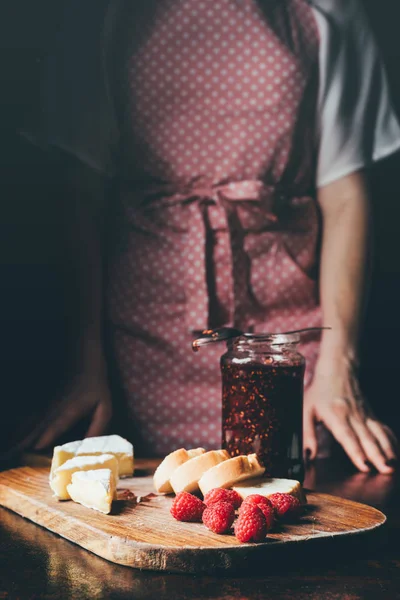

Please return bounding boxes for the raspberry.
[234,503,267,543]
[203,488,243,510]
[202,501,235,534]
[242,494,273,510]
[170,492,206,522]
[242,494,275,531]
[268,493,301,521]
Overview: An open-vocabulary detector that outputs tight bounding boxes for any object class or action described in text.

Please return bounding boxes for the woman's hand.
[27,165,113,450]
[303,359,398,474]
[29,373,113,451]
[311,173,398,473]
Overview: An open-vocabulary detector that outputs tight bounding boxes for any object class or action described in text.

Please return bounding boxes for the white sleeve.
[311,0,400,188]
[20,0,119,177]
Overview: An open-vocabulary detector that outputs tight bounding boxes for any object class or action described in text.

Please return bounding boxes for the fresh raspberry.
[242,494,273,510]
[242,494,275,531]
[234,503,267,543]
[170,492,206,522]
[268,493,301,521]
[203,488,243,510]
[202,501,235,534]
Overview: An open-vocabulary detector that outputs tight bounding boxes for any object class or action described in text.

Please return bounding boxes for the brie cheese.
[51,435,134,478]
[50,454,119,500]
[67,469,116,514]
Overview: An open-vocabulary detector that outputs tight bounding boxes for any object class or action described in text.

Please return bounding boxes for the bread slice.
[50,454,119,500]
[198,453,265,496]
[153,447,206,494]
[67,469,117,514]
[170,449,230,494]
[232,477,306,503]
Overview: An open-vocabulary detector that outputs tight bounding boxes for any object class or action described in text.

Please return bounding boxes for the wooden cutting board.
[0,465,386,574]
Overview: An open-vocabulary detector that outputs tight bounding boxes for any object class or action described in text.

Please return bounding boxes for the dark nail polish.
[305,448,312,462]
[385,459,397,468]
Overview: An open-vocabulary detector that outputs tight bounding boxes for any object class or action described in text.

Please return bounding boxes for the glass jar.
[221,333,305,482]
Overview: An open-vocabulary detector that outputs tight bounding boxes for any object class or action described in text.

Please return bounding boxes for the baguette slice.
[232,477,307,504]
[50,454,119,500]
[170,449,230,494]
[198,453,265,496]
[153,447,206,494]
[67,469,117,514]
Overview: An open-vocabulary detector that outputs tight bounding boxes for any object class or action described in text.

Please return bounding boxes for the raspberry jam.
[221,334,305,482]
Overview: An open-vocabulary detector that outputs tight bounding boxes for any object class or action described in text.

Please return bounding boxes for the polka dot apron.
[107,0,323,457]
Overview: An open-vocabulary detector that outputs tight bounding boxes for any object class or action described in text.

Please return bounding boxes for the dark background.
[1,1,400,452]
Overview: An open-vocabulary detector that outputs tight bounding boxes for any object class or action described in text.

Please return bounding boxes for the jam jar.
[221,333,305,482]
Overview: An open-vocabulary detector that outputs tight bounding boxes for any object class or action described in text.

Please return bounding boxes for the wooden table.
[0,456,399,600]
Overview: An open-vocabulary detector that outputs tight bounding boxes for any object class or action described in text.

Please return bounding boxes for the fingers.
[303,405,318,460]
[86,396,113,438]
[327,397,397,474]
[350,416,394,474]
[381,424,400,449]
[0,422,47,461]
[366,419,398,462]
[34,399,91,450]
[306,366,398,475]
[328,408,370,473]
[34,393,112,450]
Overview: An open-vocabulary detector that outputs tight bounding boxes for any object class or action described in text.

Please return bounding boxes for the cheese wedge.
[49,441,81,478]
[50,454,119,500]
[67,469,116,514]
[153,447,206,494]
[198,453,265,496]
[170,449,230,494]
[50,435,134,478]
[232,477,306,503]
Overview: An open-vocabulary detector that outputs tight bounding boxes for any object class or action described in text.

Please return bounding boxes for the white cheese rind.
[50,454,119,500]
[50,435,134,478]
[232,477,306,503]
[50,441,81,479]
[67,469,116,514]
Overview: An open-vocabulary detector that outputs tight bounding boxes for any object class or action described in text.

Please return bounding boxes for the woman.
[23,0,399,472]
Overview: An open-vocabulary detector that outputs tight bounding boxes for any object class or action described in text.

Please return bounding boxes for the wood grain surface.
[0,466,387,574]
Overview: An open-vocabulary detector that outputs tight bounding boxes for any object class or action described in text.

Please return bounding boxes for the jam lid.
[192,327,331,351]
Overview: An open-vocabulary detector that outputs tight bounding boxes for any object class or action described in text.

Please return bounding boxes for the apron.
[106,0,323,457]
